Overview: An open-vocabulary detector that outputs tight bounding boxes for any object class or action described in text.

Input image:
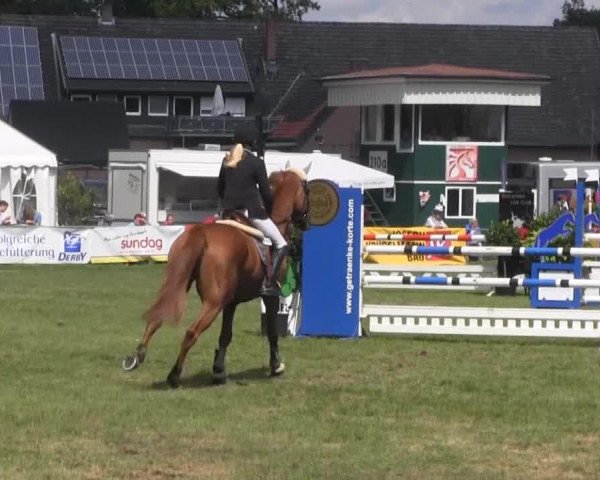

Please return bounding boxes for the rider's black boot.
[260,245,289,297]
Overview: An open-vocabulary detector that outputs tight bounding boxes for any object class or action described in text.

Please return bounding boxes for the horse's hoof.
[122,355,139,372]
[211,370,228,385]
[166,367,181,389]
[270,362,285,377]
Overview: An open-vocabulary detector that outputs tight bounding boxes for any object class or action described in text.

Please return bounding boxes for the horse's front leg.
[212,303,237,384]
[262,295,285,376]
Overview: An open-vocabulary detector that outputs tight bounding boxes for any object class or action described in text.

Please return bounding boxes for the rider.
[217,124,289,297]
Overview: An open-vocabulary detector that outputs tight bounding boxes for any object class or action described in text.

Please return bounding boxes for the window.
[445,187,475,218]
[363,106,377,142]
[224,97,246,117]
[12,171,37,223]
[96,93,116,103]
[173,96,193,116]
[123,95,141,116]
[148,95,169,116]
[361,104,414,151]
[382,105,395,142]
[70,94,91,101]
[200,96,213,116]
[399,105,414,151]
[420,105,504,144]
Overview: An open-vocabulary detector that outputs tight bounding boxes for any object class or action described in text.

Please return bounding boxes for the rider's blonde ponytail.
[224,143,245,168]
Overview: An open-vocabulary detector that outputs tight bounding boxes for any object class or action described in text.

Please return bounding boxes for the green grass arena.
[1,263,600,479]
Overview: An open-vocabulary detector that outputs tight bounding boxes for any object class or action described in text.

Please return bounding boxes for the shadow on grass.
[149,367,277,390]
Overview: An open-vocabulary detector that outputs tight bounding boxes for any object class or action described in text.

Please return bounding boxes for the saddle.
[216,210,272,274]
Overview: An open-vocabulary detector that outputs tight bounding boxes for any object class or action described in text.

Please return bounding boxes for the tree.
[0,0,320,20]
[553,0,600,31]
[57,172,96,226]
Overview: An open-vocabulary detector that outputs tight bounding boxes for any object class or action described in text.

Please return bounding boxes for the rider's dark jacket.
[217,149,273,220]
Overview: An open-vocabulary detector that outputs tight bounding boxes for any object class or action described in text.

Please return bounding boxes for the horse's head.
[269,162,312,232]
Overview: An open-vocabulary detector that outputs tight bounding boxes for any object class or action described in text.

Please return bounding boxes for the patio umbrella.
[211,85,225,116]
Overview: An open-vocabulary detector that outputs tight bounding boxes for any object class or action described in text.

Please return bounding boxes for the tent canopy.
[0,119,57,168]
[0,119,58,226]
[149,149,394,189]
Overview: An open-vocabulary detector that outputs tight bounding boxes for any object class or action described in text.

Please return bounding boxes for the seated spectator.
[130,212,147,226]
[465,218,482,244]
[19,203,40,226]
[0,200,14,225]
[425,204,448,229]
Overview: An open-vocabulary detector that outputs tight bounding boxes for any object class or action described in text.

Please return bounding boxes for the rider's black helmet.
[233,124,258,149]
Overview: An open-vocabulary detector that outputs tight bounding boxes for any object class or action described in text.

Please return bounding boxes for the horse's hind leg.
[167,302,221,388]
[212,303,237,384]
[122,319,163,371]
[263,296,285,377]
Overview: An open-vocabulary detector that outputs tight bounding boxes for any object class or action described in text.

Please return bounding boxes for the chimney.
[99,0,115,26]
[265,18,277,61]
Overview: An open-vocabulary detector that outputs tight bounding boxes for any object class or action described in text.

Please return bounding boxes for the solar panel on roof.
[0,25,45,116]
[59,35,250,83]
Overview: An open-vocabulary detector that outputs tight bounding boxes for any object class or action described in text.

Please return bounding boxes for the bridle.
[274,178,311,239]
[291,179,311,231]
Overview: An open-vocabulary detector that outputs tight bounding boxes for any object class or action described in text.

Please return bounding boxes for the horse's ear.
[303,162,312,176]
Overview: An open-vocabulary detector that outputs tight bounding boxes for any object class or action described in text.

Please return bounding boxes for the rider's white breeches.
[250,218,288,249]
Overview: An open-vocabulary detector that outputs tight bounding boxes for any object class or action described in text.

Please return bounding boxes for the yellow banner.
[363,226,468,265]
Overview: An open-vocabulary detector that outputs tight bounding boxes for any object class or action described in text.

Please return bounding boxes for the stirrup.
[260,281,280,297]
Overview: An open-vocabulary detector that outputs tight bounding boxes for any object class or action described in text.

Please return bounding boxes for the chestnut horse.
[122,166,311,388]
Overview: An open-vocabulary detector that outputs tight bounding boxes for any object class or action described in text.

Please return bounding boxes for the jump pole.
[363,245,600,257]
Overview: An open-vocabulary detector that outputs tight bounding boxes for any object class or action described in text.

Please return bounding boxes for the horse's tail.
[142,226,206,326]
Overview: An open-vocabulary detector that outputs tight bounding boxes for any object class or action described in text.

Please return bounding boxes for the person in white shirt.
[425,204,448,229]
[0,200,14,225]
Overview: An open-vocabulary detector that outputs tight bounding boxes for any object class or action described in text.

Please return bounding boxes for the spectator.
[465,217,482,261]
[130,212,147,226]
[425,204,448,229]
[19,202,40,226]
[465,218,482,244]
[160,214,175,225]
[0,200,14,225]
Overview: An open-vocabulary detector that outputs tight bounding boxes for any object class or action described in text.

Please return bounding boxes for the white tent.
[146,149,394,225]
[0,119,58,226]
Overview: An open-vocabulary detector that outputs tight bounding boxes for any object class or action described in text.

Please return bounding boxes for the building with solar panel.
[1,11,600,226]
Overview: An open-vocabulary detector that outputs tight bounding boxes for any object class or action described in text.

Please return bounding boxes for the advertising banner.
[363,226,468,265]
[88,225,185,263]
[0,227,90,264]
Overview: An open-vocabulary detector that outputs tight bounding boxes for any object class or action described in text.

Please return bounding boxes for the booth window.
[362,106,378,142]
[361,105,414,151]
[148,95,169,116]
[173,96,193,116]
[124,95,141,116]
[445,186,475,218]
[12,172,37,221]
[420,105,504,144]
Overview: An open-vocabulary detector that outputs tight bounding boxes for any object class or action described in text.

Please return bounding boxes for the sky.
[303,0,600,25]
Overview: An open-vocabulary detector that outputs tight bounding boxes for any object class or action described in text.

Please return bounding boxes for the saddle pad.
[216,219,265,240]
